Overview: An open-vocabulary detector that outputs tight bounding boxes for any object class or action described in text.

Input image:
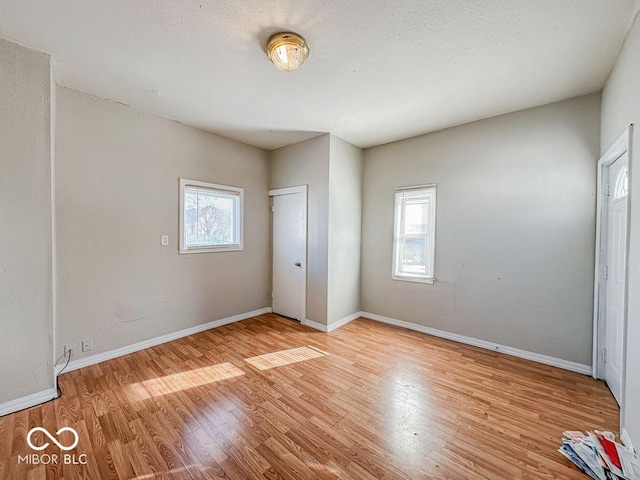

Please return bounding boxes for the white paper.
[588,432,627,479]
[571,442,606,480]
[616,443,640,480]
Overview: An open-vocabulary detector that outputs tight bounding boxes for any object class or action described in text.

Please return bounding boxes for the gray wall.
[362,93,601,365]
[327,135,363,325]
[0,39,54,403]
[269,135,330,324]
[601,11,640,447]
[55,86,271,361]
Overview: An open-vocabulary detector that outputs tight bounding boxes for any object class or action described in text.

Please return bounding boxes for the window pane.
[184,188,237,248]
[614,166,629,200]
[404,199,430,234]
[399,236,428,275]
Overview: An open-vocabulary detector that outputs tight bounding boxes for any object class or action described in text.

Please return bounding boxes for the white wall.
[327,135,363,325]
[601,11,640,446]
[269,135,330,324]
[55,86,271,361]
[0,39,54,403]
[362,94,601,366]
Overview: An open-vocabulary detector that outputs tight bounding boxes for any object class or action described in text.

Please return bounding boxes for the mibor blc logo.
[27,427,79,451]
[18,427,87,465]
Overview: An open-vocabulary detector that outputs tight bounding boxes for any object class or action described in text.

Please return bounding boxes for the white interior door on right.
[604,152,629,405]
[271,189,307,321]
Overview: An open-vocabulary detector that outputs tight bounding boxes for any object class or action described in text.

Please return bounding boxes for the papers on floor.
[559,430,640,480]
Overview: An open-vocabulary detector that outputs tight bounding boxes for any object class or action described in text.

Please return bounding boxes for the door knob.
[295,262,301,267]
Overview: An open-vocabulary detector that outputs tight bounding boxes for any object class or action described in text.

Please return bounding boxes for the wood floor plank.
[0,314,619,479]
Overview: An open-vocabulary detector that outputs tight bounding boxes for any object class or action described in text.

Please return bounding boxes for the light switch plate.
[161,235,169,246]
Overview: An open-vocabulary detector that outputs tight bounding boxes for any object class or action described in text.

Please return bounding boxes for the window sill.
[179,246,243,254]
[392,275,435,285]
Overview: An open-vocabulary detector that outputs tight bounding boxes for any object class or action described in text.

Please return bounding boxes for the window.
[614,166,629,200]
[392,185,436,283]
[179,179,243,254]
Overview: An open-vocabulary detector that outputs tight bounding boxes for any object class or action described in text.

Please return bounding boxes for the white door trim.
[269,185,307,197]
[593,126,632,423]
[269,185,308,322]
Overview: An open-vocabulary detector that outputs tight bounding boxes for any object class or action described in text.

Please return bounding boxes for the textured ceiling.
[0,1,639,150]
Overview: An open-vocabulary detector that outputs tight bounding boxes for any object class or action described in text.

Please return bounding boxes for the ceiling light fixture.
[266,32,310,72]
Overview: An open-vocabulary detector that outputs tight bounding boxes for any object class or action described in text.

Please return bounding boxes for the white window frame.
[392,184,437,284]
[179,178,244,254]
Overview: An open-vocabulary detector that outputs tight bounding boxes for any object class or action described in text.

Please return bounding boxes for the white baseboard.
[0,388,58,417]
[360,312,592,375]
[303,311,362,333]
[302,319,328,332]
[56,307,272,375]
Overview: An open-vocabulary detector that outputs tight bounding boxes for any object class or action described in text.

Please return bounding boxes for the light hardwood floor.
[0,314,618,479]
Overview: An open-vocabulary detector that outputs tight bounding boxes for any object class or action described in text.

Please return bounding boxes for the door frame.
[269,185,308,322]
[592,126,632,422]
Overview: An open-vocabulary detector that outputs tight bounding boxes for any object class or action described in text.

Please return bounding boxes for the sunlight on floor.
[245,346,328,370]
[127,362,245,400]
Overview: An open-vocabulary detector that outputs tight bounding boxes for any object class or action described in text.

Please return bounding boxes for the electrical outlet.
[63,344,75,357]
[161,235,169,246]
[81,339,93,353]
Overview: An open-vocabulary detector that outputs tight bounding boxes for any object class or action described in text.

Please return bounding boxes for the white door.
[271,188,307,321]
[604,152,629,405]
